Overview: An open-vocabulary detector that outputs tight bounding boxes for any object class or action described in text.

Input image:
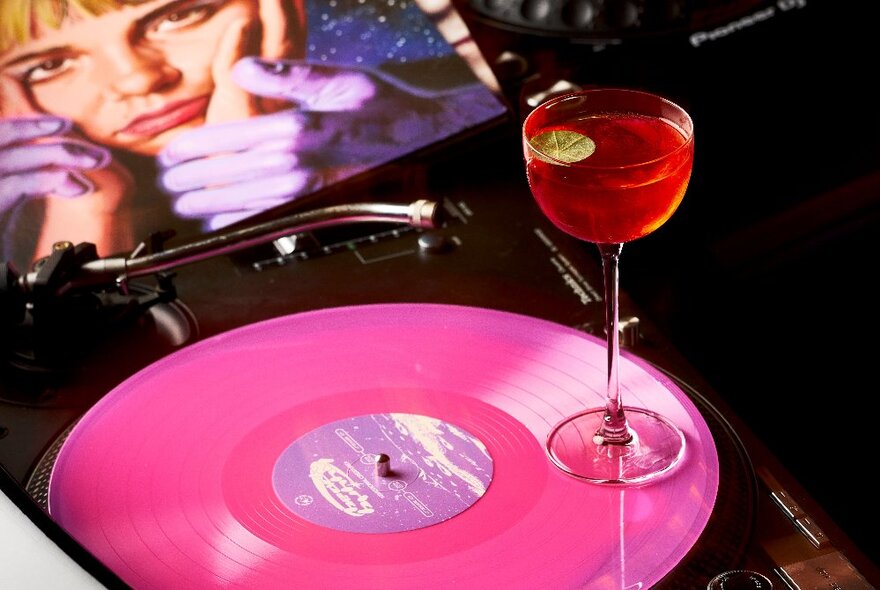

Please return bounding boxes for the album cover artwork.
[0,0,509,271]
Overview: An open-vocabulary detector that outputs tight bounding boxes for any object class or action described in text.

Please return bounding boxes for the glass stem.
[597,242,632,445]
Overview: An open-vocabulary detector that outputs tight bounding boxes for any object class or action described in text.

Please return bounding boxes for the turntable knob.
[706,570,774,589]
[560,0,597,29]
[418,233,454,254]
[520,0,552,23]
[619,316,640,348]
[605,0,640,28]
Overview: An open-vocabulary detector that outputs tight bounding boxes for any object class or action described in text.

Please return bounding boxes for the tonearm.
[0,200,440,371]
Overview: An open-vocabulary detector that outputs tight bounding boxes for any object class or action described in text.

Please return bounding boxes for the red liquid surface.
[525,113,693,244]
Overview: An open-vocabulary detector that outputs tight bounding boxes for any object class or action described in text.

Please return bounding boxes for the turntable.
[3,132,877,587]
[1,0,879,588]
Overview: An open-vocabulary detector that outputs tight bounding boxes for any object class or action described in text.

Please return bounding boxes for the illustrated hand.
[158,56,460,230]
[1,78,136,265]
[0,116,111,216]
[157,0,499,231]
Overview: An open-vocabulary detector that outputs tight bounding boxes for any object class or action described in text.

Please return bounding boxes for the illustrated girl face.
[0,0,268,155]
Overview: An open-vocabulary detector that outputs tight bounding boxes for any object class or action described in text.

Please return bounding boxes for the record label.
[272,412,492,533]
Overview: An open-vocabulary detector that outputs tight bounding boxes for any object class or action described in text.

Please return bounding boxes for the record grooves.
[652,374,757,588]
[42,304,751,589]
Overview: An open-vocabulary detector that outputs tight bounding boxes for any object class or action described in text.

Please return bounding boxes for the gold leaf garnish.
[529,130,596,163]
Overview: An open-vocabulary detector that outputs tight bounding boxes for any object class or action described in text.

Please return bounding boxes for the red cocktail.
[523,88,694,484]
[525,98,693,244]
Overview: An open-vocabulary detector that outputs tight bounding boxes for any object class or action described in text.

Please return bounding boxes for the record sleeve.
[0,0,509,270]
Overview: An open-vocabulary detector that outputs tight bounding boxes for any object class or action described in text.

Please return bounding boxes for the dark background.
[460,0,880,557]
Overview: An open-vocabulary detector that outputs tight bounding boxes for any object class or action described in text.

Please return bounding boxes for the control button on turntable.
[792,516,829,548]
[418,233,454,254]
[525,79,582,108]
[273,232,319,256]
[493,51,529,84]
[775,551,874,590]
[707,570,774,589]
[769,489,806,519]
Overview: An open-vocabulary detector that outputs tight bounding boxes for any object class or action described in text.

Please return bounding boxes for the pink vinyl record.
[48,304,719,589]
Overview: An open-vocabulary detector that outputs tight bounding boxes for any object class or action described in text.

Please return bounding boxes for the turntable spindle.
[375,453,391,477]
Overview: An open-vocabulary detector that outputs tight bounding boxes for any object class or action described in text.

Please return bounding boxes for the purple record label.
[273,413,494,533]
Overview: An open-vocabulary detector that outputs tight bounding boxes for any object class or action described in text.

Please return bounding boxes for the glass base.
[546,407,686,484]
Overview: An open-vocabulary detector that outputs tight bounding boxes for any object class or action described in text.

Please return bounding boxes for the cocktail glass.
[522,87,694,484]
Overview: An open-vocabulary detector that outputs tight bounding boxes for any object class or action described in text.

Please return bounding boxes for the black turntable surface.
[2,0,879,587]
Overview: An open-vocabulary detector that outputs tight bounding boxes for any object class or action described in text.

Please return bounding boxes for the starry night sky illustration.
[305,0,456,66]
